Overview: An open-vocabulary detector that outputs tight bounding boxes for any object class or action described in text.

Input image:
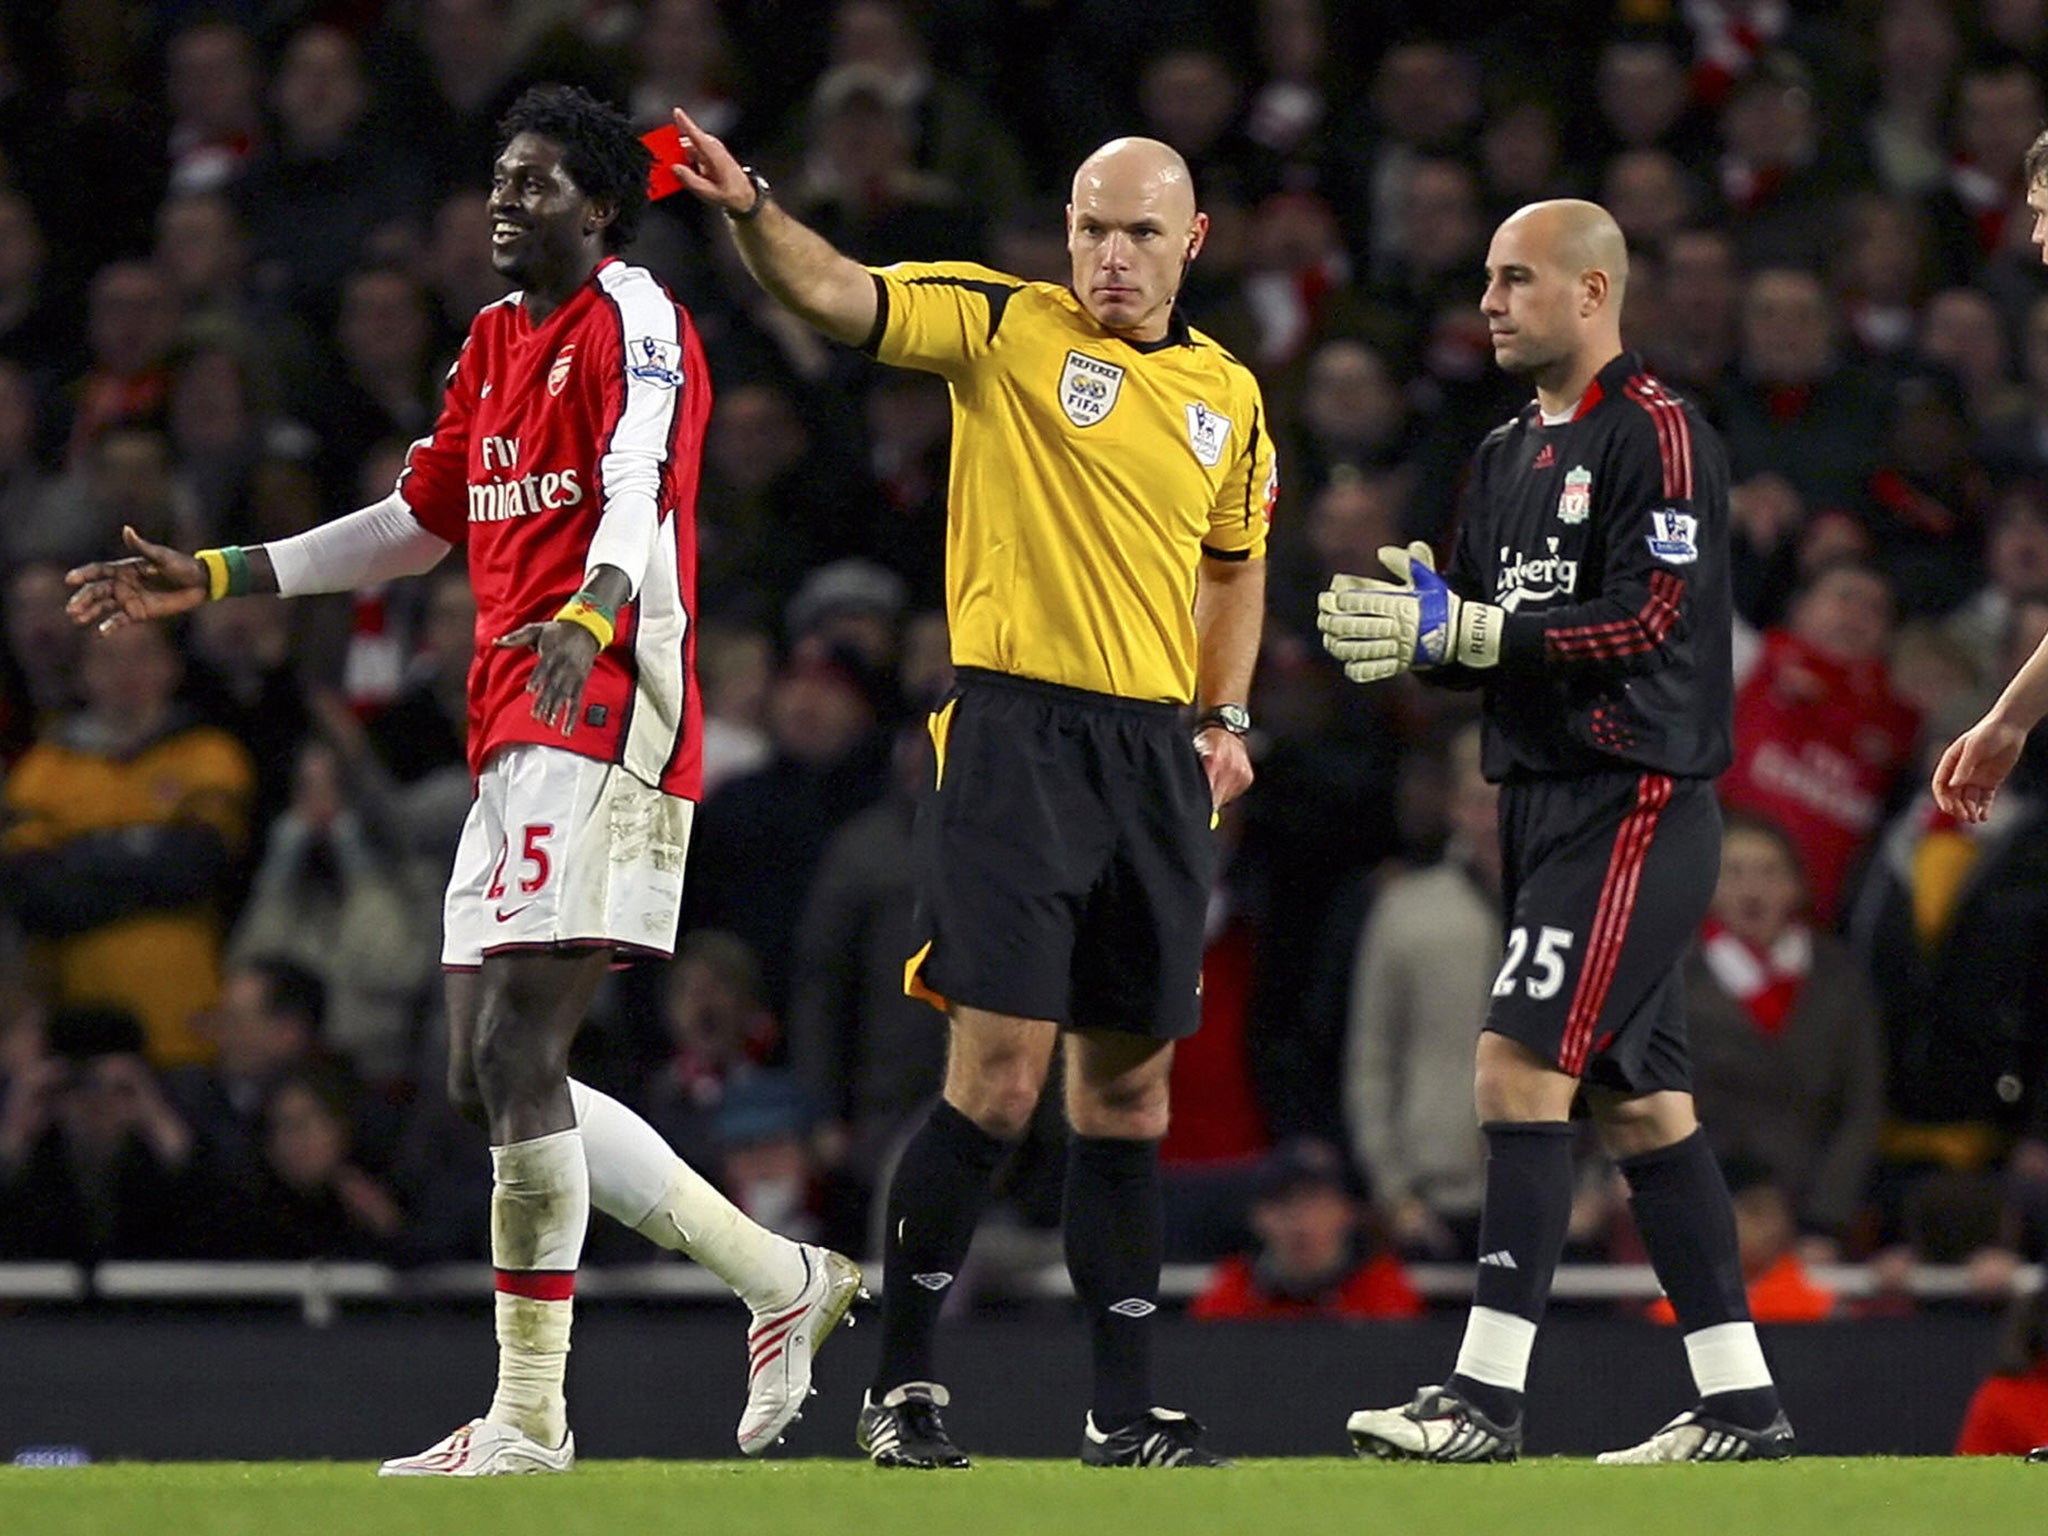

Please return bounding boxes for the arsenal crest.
[1185,402,1232,467]
[548,344,576,397]
[1059,350,1124,427]
[1557,464,1591,524]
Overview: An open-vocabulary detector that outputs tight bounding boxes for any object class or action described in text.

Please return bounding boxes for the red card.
[642,122,687,201]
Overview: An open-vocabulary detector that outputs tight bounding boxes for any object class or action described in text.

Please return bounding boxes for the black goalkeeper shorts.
[1487,770,1721,1094]
[903,666,1216,1039]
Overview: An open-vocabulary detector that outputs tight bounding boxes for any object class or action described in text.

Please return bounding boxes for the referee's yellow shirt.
[866,260,1275,704]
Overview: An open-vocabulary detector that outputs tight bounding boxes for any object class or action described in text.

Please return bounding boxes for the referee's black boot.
[856,1382,971,1469]
[1081,1407,1231,1467]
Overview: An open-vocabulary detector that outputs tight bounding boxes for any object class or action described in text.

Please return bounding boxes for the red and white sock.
[486,1127,588,1447]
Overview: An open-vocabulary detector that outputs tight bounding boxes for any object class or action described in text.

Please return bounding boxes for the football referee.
[668,114,1271,1467]
[1324,201,1794,1464]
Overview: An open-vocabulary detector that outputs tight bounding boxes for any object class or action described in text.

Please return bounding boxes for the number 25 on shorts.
[1492,925,1575,1001]
[486,823,555,901]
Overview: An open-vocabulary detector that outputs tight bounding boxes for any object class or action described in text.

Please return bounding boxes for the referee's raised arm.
[664,106,879,348]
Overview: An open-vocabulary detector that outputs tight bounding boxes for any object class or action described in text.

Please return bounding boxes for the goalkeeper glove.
[1316,541,1503,683]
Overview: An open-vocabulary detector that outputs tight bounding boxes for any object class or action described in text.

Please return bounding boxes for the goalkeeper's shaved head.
[1481,198,1629,406]
[1544,200,1629,302]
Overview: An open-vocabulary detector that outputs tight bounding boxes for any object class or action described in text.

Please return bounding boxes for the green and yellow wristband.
[553,595,618,649]
[194,546,253,602]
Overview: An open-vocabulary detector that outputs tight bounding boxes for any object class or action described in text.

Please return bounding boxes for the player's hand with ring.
[1317,540,1503,682]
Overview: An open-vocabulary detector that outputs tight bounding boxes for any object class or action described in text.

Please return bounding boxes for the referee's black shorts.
[1488,769,1721,1094]
[904,666,1216,1038]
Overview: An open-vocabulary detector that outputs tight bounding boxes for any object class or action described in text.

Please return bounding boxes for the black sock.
[1619,1129,1781,1429]
[873,1100,1011,1395]
[1445,1121,1576,1427]
[1065,1135,1162,1431]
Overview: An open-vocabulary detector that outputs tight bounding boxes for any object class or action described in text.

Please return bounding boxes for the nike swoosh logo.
[493,905,532,923]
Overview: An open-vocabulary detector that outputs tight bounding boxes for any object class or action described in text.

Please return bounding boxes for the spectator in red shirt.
[1957,1289,2048,1455]
[1721,555,1920,923]
[1190,1138,1423,1322]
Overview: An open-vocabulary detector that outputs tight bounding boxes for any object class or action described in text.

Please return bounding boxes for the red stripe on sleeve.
[1545,571,1686,661]
[495,1269,576,1301]
[1626,378,1694,500]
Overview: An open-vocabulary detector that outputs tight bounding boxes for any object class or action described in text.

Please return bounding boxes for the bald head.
[1501,199,1629,302]
[1073,137,1197,222]
[1481,198,1629,401]
[1067,136,1208,340]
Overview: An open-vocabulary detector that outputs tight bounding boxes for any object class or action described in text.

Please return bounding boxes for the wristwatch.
[1196,704,1251,737]
[727,166,773,221]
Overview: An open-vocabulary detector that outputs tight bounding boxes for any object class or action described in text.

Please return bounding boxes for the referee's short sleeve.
[866,261,1025,380]
[1206,374,1275,562]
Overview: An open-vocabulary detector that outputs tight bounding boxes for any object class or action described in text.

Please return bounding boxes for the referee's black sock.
[1619,1129,1782,1431]
[1064,1134,1162,1432]
[1445,1121,1576,1428]
[872,1099,1012,1396]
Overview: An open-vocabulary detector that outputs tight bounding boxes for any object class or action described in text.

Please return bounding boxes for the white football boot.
[1347,1385,1522,1463]
[378,1418,574,1476]
[1597,1407,1796,1464]
[736,1246,867,1456]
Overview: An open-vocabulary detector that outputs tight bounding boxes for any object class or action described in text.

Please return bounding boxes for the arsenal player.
[66,84,861,1476]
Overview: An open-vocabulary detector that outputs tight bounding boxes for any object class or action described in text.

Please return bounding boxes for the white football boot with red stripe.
[377,1418,575,1476]
[736,1246,867,1456]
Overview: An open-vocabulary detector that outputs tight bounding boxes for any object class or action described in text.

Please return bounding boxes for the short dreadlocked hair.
[497,84,651,253]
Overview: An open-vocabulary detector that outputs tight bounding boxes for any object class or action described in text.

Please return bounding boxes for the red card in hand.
[642,122,687,201]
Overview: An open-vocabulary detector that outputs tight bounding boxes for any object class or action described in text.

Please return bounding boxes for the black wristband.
[727,167,773,222]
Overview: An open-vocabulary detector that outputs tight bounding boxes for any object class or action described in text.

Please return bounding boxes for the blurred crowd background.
[3,0,2048,1340]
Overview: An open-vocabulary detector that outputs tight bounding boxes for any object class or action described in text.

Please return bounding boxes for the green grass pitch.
[0,1458,2035,1536]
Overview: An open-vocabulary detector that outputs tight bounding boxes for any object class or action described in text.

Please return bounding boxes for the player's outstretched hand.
[500,619,602,736]
[1931,715,2029,823]
[64,525,209,632]
[666,106,758,215]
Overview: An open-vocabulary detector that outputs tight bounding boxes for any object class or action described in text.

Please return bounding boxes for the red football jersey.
[398,257,709,798]
[1720,627,1920,923]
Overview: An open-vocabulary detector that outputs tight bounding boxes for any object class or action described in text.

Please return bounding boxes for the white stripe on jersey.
[594,262,688,791]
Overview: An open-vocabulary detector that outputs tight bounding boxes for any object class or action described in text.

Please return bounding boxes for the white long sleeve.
[265,493,454,596]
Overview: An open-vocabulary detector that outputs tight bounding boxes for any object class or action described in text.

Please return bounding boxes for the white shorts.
[442,744,695,968]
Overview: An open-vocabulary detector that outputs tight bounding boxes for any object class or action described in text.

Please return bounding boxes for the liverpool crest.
[1557,464,1591,524]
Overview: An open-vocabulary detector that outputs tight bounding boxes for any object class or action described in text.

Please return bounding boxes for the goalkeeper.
[1324,200,1794,1466]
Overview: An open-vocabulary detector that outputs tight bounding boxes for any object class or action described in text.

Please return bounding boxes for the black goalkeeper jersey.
[1439,350,1734,784]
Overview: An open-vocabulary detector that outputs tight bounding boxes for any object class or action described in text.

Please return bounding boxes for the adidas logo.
[1477,1250,1519,1270]
[1532,443,1555,469]
[1107,1297,1157,1318]
[860,1400,901,1456]
[911,1272,954,1291]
